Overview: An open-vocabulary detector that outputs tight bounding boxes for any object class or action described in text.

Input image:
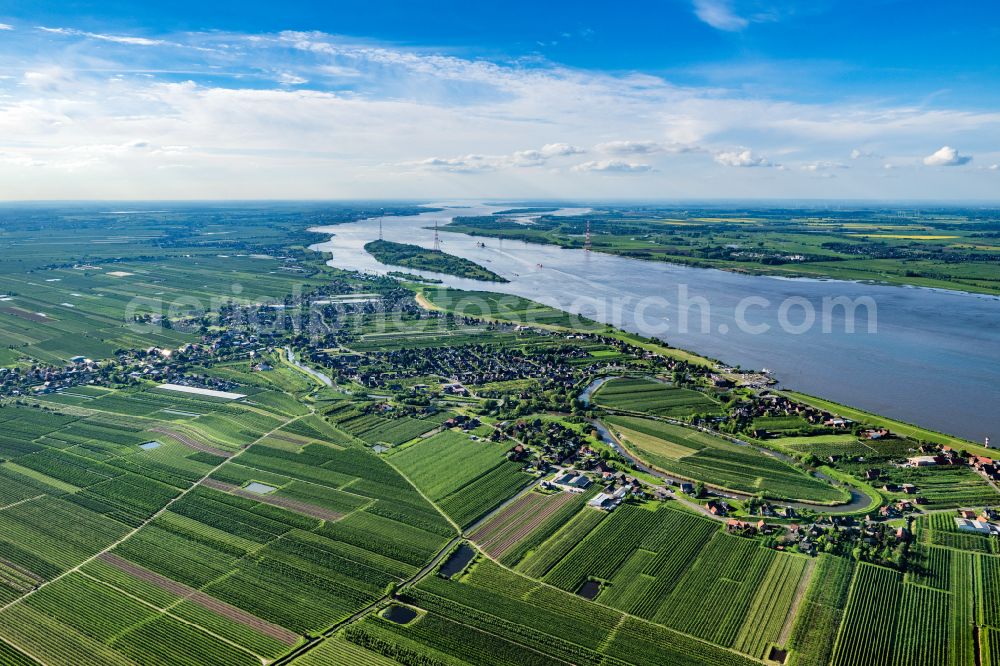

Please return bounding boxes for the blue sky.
[0,0,998,199]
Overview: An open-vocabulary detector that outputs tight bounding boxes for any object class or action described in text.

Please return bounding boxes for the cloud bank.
[0,26,997,199]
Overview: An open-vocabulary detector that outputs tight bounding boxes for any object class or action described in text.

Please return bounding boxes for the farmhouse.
[907,455,939,467]
[441,382,469,396]
[706,500,729,517]
[726,519,762,535]
[552,472,592,491]
[955,518,994,535]
[588,492,620,510]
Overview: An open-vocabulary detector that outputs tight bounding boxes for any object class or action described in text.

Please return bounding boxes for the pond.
[439,544,476,579]
[139,441,161,450]
[577,580,601,600]
[382,605,418,625]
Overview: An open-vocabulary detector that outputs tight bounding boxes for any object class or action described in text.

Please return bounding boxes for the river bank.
[308,203,1000,443]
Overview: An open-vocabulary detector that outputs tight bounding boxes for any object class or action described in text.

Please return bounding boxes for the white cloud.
[20,66,74,91]
[802,161,848,172]
[989,164,998,171]
[538,143,585,157]
[414,143,584,171]
[572,160,652,173]
[2,27,1000,199]
[715,149,771,167]
[850,148,880,160]
[597,140,661,155]
[0,24,13,31]
[509,150,548,167]
[318,65,362,78]
[414,155,496,173]
[923,145,972,166]
[38,26,166,47]
[692,0,748,31]
[277,72,308,85]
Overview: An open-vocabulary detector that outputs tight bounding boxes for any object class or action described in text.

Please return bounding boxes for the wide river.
[310,204,1000,443]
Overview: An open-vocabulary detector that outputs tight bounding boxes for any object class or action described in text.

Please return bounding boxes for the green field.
[0,373,458,664]
[0,202,995,665]
[388,430,532,528]
[605,415,849,503]
[593,377,721,417]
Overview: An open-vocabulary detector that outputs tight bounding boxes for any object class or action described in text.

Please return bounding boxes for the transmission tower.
[433,219,441,252]
[584,220,592,251]
[378,208,384,241]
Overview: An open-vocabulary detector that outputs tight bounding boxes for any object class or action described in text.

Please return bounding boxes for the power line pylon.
[584,220,592,252]
[433,219,441,252]
[378,208,384,241]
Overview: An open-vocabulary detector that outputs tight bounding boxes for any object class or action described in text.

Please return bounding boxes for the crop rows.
[786,554,855,666]
[977,554,1000,628]
[606,416,845,502]
[497,491,593,567]
[0,497,130,580]
[604,510,719,619]
[602,616,759,666]
[436,463,533,528]
[517,508,607,578]
[545,504,663,591]
[983,628,1000,666]
[656,534,775,647]
[335,413,442,446]
[732,554,810,658]
[594,378,720,417]
[891,584,950,666]
[909,544,952,590]
[469,492,577,558]
[830,563,902,666]
[931,530,996,554]
[949,551,976,666]
[359,611,570,666]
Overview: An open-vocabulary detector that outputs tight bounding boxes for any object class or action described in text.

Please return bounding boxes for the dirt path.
[202,478,344,522]
[777,556,816,646]
[98,553,300,645]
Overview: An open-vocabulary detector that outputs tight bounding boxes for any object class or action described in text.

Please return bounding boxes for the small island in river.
[364,239,508,282]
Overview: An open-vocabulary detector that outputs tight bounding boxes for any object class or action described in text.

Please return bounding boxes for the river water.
[310,204,1000,443]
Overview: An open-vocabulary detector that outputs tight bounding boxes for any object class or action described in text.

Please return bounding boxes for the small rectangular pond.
[577,580,601,600]
[382,605,418,625]
[244,482,277,495]
[439,544,475,579]
[139,441,161,450]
